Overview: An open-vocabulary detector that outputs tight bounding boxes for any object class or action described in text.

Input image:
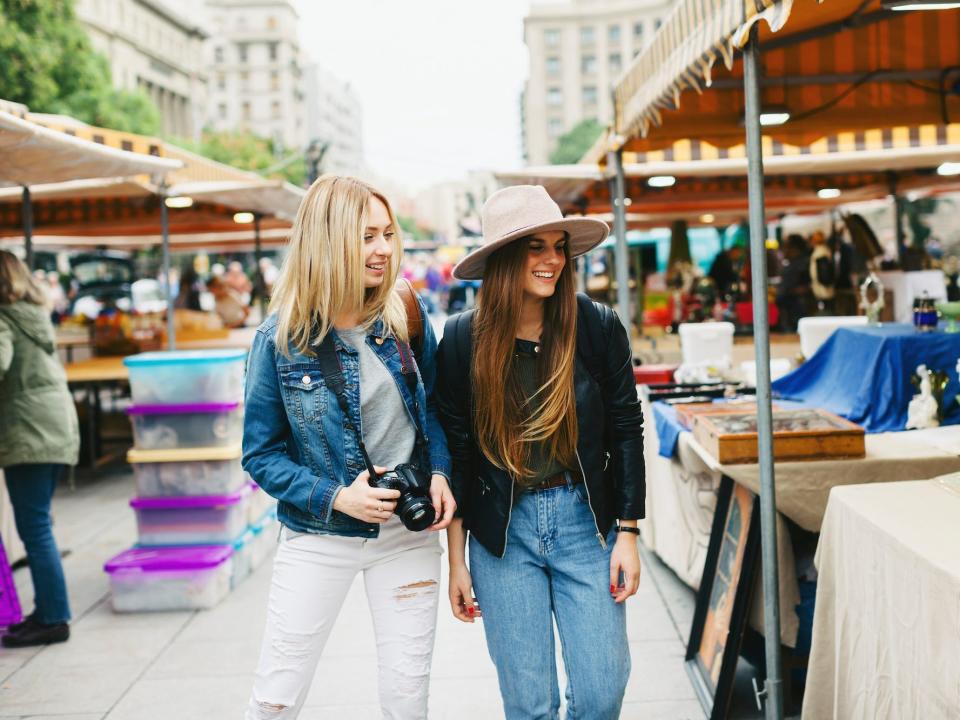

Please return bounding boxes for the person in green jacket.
[0,250,79,647]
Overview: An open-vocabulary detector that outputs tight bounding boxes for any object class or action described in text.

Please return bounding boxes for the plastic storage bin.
[246,481,278,525]
[131,484,252,546]
[127,402,243,450]
[230,529,255,589]
[128,444,245,497]
[797,316,868,359]
[249,507,279,569]
[104,545,233,612]
[678,322,735,366]
[124,349,247,405]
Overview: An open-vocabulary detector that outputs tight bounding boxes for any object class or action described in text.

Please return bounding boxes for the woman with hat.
[436,185,646,719]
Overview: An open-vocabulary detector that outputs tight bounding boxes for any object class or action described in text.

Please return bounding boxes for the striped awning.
[497,124,960,227]
[614,0,960,152]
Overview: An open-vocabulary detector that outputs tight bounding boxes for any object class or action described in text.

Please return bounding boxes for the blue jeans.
[469,481,629,720]
[4,464,71,625]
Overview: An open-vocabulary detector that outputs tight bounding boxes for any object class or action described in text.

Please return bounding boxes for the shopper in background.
[207,275,250,328]
[0,251,78,648]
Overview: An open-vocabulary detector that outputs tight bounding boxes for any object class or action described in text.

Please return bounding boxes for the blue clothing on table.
[772,324,960,432]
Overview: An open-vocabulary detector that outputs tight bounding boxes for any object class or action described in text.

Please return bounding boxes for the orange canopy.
[614,0,960,152]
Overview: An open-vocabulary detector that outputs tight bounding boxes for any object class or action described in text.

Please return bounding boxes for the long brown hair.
[471,238,579,479]
[0,251,48,306]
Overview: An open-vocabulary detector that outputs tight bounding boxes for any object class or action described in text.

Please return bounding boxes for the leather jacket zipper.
[502,478,515,556]
[575,449,606,550]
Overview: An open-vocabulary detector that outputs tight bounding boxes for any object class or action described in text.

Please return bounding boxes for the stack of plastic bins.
[103,349,249,612]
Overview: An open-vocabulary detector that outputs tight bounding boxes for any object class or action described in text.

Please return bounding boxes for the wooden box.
[692,408,865,464]
[674,401,779,430]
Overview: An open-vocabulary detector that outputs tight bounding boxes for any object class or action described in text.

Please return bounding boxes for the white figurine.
[906,364,940,430]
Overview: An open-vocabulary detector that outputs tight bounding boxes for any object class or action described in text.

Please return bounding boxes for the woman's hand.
[429,474,456,531]
[610,529,642,603]
[449,562,481,623]
[332,467,400,523]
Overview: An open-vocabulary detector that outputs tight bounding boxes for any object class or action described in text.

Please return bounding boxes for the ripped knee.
[251,700,288,717]
[394,579,438,601]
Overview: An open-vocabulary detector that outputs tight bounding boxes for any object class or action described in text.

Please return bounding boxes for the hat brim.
[452,217,609,280]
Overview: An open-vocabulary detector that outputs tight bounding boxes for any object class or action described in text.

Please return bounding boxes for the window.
[267,15,277,29]
[546,56,560,75]
[582,85,598,105]
[240,71,249,89]
[544,29,560,48]
[654,18,662,31]
[242,102,251,120]
[214,46,224,63]
[633,22,644,39]
[580,26,595,46]
[218,103,227,119]
[609,52,622,74]
[268,42,278,61]
[608,24,621,43]
[547,87,562,106]
[237,43,248,62]
[270,70,279,91]
[548,118,563,138]
[581,54,596,75]
[271,101,281,119]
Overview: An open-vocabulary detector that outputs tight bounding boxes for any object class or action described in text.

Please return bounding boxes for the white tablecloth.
[802,477,960,719]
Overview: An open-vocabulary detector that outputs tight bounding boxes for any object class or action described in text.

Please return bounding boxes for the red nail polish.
[467,607,474,615]
[610,584,616,593]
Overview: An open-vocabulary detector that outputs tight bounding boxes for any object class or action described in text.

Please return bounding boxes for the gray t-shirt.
[337,327,416,472]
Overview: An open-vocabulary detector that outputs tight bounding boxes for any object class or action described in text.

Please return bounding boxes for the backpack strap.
[441,309,475,413]
[395,278,423,359]
[575,293,607,385]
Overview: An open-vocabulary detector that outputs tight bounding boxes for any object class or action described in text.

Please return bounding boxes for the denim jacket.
[242,300,451,537]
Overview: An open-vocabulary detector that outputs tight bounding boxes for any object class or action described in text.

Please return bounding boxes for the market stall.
[802,475,960,718]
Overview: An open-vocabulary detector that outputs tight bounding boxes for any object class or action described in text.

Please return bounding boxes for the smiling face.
[521,230,567,302]
[362,196,395,288]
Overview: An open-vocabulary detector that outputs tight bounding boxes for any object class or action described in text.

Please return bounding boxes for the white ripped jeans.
[246,517,442,720]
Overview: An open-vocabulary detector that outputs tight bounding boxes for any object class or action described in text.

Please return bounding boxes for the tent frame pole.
[743,25,784,720]
[160,187,175,351]
[254,213,266,320]
[607,149,632,333]
[22,187,34,270]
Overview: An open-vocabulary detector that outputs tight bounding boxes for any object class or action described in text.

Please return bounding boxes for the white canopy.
[0,110,180,187]
[167,179,305,221]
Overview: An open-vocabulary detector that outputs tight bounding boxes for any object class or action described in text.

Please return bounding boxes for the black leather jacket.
[436,299,645,558]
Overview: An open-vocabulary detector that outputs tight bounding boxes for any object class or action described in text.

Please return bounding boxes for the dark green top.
[512,339,569,488]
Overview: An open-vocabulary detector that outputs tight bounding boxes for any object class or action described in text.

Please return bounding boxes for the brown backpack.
[394,277,423,358]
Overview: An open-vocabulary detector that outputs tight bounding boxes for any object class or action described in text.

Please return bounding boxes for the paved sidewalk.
[1,468,705,719]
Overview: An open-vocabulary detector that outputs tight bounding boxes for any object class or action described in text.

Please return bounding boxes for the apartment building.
[75,0,209,139]
[523,0,673,164]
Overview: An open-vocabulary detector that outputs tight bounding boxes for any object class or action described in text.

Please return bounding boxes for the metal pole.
[743,25,784,720]
[253,213,266,320]
[160,187,175,351]
[607,149,631,332]
[22,187,33,270]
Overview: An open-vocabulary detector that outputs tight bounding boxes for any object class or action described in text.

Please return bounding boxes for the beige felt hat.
[453,185,609,280]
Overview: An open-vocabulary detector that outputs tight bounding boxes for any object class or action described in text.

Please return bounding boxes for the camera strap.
[315,331,430,480]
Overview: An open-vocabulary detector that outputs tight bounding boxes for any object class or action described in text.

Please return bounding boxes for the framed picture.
[685,475,760,719]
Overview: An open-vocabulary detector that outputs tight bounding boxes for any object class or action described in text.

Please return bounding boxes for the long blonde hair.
[270,175,408,356]
[0,251,48,307]
[471,239,579,479]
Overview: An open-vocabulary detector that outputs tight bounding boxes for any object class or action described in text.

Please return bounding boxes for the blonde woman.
[436,186,645,719]
[0,251,78,648]
[242,176,455,720]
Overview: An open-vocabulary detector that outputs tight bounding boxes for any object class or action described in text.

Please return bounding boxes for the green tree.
[0,0,160,134]
[549,118,605,165]
[174,130,306,187]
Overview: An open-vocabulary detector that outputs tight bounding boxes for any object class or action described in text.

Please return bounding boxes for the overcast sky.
[294,0,532,191]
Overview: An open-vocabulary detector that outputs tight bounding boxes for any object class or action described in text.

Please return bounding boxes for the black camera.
[371,464,436,531]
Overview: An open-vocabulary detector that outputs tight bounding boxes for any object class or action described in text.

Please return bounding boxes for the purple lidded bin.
[104,545,233,574]
[130,484,252,546]
[125,402,243,451]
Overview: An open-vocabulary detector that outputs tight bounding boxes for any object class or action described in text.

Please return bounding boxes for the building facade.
[75,0,209,140]
[204,0,306,151]
[523,0,673,165]
[304,64,365,178]
[414,171,499,244]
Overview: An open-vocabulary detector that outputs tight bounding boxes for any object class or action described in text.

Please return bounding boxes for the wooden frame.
[692,408,865,464]
[685,475,761,720]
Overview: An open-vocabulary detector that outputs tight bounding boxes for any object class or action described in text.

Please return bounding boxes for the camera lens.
[397,495,436,532]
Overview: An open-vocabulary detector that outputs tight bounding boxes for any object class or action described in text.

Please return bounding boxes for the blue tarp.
[771,324,960,433]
